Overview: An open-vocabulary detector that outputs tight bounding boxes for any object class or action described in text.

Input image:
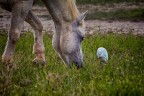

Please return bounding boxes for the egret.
[96,47,108,64]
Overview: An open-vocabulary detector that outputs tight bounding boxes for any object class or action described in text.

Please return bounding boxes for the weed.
[0,32,144,95]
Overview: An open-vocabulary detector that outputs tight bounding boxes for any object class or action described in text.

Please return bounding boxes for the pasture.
[0,32,144,95]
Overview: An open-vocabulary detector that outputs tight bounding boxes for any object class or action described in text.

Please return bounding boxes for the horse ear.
[76,10,88,23]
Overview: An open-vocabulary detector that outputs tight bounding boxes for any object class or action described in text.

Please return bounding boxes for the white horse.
[0,0,88,68]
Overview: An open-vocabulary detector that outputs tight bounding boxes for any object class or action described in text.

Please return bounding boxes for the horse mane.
[67,0,85,27]
[67,0,80,20]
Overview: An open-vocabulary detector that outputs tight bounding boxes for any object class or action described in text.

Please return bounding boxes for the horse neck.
[42,0,79,25]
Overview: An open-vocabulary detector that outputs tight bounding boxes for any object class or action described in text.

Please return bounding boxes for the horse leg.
[2,0,33,64]
[25,11,46,65]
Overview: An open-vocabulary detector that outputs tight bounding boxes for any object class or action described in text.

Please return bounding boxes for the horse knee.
[9,30,20,43]
[37,23,43,32]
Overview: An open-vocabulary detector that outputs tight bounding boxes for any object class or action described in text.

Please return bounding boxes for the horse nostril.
[73,60,83,69]
[73,61,78,65]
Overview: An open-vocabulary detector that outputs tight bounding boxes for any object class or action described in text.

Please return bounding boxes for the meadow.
[0,32,144,96]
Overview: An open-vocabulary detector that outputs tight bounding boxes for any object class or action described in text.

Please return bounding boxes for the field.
[0,32,144,95]
[33,1,144,21]
[35,0,144,5]
[76,0,144,4]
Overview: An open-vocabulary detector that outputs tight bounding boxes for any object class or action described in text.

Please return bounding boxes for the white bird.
[96,47,108,64]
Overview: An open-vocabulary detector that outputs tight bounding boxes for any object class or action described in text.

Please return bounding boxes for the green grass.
[86,8,144,21]
[76,0,144,4]
[0,32,144,95]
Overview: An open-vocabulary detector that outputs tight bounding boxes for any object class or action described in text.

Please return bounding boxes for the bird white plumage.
[96,47,108,63]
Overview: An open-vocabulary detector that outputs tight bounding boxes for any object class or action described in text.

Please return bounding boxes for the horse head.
[56,11,88,68]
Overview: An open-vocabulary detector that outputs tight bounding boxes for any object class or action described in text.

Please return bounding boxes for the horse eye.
[82,36,84,40]
[80,36,84,41]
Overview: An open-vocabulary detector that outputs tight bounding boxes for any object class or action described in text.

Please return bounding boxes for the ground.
[0,3,144,35]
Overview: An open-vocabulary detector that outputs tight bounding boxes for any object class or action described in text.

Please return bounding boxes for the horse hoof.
[40,60,46,66]
[32,59,46,66]
[2,57,14,65]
